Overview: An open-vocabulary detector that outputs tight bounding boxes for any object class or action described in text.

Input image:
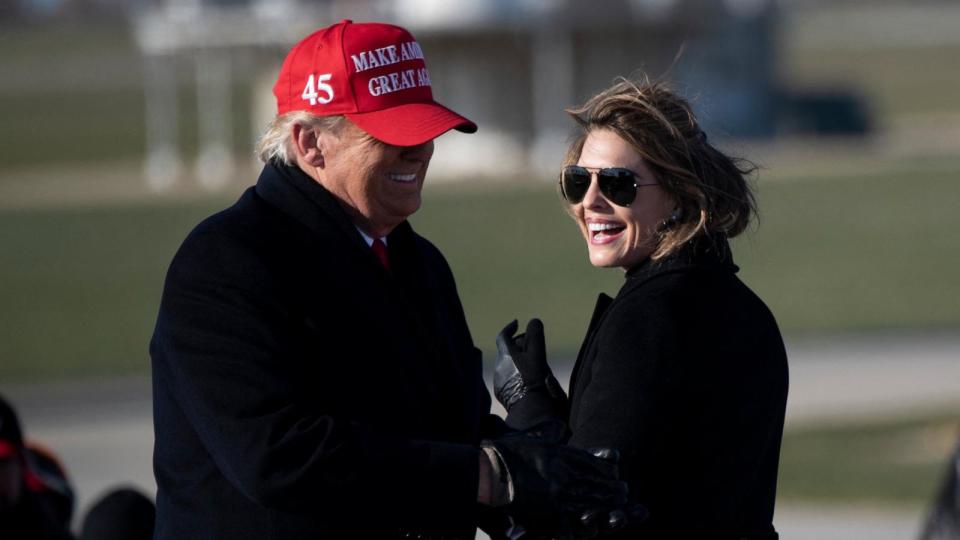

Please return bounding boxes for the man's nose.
[401,140,435,161]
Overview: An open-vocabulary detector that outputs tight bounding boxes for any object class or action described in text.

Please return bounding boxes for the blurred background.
[1,0,959,537]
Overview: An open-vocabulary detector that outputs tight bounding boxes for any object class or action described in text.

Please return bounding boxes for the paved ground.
[4,333,960,537]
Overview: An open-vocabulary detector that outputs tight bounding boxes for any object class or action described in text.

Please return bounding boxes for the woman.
[495,78,788,539]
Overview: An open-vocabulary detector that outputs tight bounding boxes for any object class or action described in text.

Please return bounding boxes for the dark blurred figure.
[920,435,960,540]
[80,487,156,540]
[25,441,76,527]
[0,394,74,540]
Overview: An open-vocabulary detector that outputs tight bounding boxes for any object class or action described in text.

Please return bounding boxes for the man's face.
[317,121,434,237]
[0,456,22,511]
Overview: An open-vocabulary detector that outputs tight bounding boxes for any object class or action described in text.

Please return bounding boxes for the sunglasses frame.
[559,165,660,207]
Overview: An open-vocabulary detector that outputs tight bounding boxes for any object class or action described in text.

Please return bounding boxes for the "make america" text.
[351,41,425,73]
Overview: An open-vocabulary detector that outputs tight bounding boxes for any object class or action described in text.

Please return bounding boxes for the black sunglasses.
[559,165,659,207]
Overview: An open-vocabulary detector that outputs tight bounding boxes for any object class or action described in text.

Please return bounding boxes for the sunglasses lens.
[598,169,638,206]
[561,167,591,204]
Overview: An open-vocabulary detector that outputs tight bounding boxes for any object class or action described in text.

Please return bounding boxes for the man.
[151,20,625,539]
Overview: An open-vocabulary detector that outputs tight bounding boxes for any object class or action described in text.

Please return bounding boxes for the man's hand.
[482,433,627,520]
[494,319,568,430]
[498,447,648,540]
[560,449,648,539]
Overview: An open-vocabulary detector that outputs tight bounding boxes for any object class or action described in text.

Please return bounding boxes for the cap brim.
[346,102,477,147]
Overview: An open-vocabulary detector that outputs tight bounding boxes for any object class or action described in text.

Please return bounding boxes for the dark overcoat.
[150,162,496,539]
[567,238,788,539]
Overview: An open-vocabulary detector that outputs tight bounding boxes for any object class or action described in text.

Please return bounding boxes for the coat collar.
[569,235,738,401]
[254,160,418,268]
[255,160,371,251]
[622,234,738,289]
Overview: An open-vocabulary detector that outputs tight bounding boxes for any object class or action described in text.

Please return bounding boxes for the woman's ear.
[657,207,684,232]
[292,124,324,168]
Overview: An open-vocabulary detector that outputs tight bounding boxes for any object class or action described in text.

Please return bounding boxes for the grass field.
[778,412,959,506]
[2,158,959,381]
[0,197,225,379]
[425,161,960,348]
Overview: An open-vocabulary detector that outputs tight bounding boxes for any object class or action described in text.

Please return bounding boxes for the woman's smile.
[586,218,627,245]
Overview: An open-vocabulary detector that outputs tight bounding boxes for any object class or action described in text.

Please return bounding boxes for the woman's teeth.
[588,222,625,242]
[588,223,623,232]
[389,173,417,183]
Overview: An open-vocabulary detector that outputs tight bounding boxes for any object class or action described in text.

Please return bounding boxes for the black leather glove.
[483,432,628,524]
[564,449,648,539]
[570,500,649,540]
[494,319,568,431]
[502,448,648,540]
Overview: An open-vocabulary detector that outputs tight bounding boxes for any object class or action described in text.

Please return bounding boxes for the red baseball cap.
[273,20,477,147]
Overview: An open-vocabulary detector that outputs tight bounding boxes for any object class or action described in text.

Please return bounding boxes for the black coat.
[150,162,497,539]
[567,238,788,539]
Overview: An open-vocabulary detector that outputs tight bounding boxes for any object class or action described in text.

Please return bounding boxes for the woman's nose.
[581,174,608,209]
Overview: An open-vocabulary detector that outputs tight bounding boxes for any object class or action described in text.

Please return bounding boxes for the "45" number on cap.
[302,74,334,105]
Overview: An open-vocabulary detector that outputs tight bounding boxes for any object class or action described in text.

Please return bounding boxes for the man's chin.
[389,200,421,220]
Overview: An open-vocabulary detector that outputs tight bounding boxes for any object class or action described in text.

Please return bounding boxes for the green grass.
[0,20,134,65]
[778,413,959,505]
[0,83,257,170]
[0,197,233,379]
[0,88,147,166]
[418,161,960,354]
[1,159,959,382]
[735,162,960,334]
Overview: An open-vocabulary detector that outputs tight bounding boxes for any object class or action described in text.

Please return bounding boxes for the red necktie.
[371,238,390,271]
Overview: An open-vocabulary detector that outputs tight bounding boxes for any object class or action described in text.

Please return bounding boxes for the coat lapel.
[568,237,738,416]
[568,292,614,403]
[256,162,464,420]
[255,161,386,273]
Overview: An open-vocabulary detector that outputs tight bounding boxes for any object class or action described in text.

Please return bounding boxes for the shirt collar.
[355,226,388,247]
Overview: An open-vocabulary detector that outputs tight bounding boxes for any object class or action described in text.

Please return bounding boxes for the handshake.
[481,320,647,539]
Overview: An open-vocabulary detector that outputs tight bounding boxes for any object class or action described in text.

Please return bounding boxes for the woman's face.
[571,129,675,270]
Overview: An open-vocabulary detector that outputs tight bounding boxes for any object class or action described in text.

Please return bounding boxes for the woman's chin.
[588,249,622,268]
[588,244,653,270]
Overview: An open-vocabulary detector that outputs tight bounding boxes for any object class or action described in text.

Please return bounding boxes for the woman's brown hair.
[563,76,757,261]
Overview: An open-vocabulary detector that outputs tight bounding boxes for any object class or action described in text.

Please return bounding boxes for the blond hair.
[256,111,346,164]
[564,76,757,261]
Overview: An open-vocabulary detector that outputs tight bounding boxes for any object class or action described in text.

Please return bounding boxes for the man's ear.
[292,124,324,168]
